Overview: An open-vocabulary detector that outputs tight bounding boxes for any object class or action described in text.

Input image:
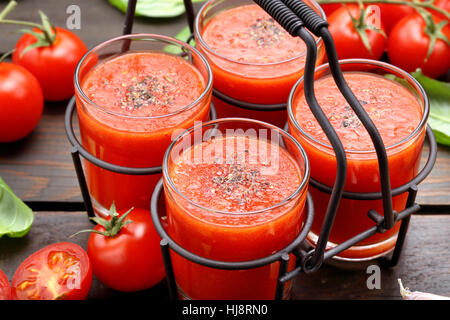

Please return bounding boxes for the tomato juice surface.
[196,1,325,127]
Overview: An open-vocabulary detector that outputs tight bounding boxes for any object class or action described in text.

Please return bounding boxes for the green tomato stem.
[0,49,15,63]
[0,0,17,20]
[0,0,55,45]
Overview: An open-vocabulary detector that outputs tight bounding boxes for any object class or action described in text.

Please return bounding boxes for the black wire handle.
[122,0,414,272]
[121,0,137,52]
[253,0,397,272]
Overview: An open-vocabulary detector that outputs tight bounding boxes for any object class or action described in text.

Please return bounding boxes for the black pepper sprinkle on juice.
[210,152,273,207]
[328,100,384,129]
[115,76,176,111]
[249,17,284,47]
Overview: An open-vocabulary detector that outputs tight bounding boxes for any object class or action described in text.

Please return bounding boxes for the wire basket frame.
[64,0,438,300]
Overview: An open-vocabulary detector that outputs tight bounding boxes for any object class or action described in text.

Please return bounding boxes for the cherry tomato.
[87,208,165,292]
[11,242,92,300]
[0,269,10,300]
[377,0,415,35]
[388,13,450,79]
[328,5,387,60]
[12,27,87,101]
[0,62,44,143]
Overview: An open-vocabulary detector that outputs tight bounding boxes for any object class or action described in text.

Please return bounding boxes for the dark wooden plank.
[0,104,81,202]
[0,212,448,299]
[417,144,450,206]
[0,211,169,300]
[292,215,450,299]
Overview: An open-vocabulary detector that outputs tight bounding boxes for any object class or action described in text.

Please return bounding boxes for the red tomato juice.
[196,2,325,127]
[164,134,308,299]
[76,51,211,213]
[289,72,425,260]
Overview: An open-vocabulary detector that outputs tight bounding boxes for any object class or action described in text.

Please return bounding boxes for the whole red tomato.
[388,13,450,78]
[328,5,387,60]
[0,269,10,300]
[11,242,92,300]
[0,62,44,143]
[12,27,87,101]
[86,207,165,292]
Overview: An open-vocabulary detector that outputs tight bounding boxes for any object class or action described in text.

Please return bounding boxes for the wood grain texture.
[0,103,81,202]
[0,212,448,300]
[0,211,169,300]
[292,215,450,299]
[417,144,450,206]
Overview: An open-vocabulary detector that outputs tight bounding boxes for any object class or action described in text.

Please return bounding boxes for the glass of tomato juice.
[288,59,429,261]
[162,118,310,299]
[74,34,213,216]
[194,0,326,128]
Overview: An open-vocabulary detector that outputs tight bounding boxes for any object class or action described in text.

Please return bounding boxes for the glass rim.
[162,117,310,216]
[74,33,213,120]
[287,58,430,154]
[194,0,326,67]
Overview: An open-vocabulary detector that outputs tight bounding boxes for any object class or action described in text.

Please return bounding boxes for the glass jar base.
[306,231,398,263]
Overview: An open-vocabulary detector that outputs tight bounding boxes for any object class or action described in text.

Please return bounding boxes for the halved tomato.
[0,269,10,300]
[11,242,92,300]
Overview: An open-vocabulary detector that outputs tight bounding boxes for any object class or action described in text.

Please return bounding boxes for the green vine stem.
[0,49,15,63]
[317,0,450,21]
[0,0,55,49]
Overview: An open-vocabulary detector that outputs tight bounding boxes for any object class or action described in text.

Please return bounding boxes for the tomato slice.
[11,242,92,300]
[0,269,11,300]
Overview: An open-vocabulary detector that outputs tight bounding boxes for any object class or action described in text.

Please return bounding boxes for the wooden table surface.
[0,0,449,300]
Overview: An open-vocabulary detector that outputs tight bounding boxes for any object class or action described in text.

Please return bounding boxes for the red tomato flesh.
[0,269,10,300]
[11,242,92,300]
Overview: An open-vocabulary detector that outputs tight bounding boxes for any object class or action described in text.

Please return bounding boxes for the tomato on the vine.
[12,26,87,101]
[328,5,387,60]
[0,269,10,300]
[79,205,165,292]
[0,62,43,143]
[388,13,450,78]
[11,242,92,300]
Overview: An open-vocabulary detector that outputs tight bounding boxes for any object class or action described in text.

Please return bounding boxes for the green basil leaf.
[412,69,450,147]
[108,0,205,18]
[0,177,34,238]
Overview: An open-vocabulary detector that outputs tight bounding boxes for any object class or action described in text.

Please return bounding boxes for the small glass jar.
[74,34,212,216]
[162,118,310,299]
[288,59,429,261]
[194,0,325,128]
